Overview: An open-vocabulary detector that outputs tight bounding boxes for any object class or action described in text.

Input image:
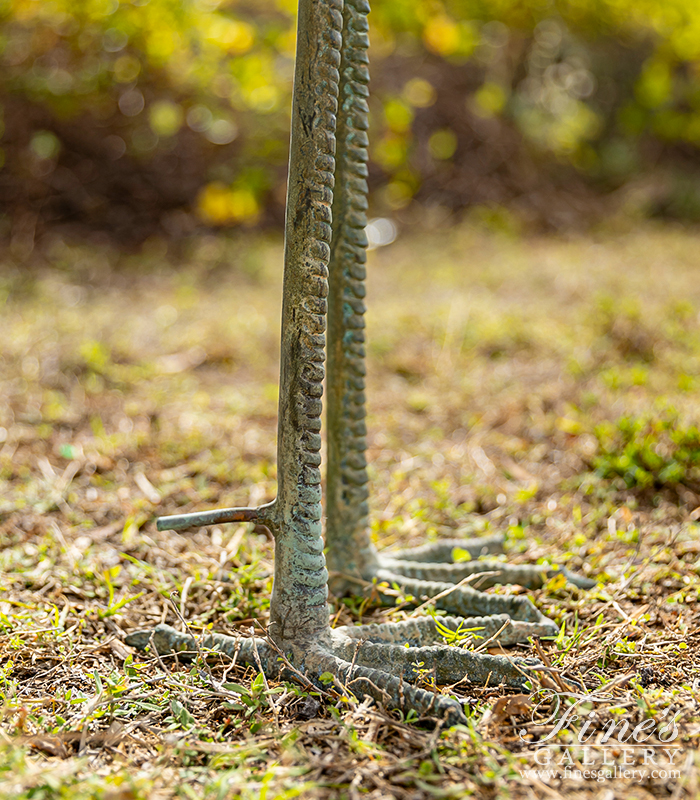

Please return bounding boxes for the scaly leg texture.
[126,622,536,727]
[323,0,594,622]
[127,0,556,727]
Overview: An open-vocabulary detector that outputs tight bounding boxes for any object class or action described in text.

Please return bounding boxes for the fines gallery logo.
[517,688,683,783]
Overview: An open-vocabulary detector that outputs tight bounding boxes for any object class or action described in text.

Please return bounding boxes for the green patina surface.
[130,0,594,724]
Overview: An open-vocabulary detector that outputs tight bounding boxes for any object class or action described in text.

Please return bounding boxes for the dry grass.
[2,223,700,799]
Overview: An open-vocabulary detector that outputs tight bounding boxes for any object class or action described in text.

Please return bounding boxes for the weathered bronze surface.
[127,0,592,725]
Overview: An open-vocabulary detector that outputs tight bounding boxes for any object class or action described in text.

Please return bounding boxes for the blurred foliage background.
[2,0,700,247]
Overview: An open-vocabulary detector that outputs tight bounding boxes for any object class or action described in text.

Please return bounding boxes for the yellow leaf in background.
[149,100,183,137]
[11,0,38,23]
[30,130,60,160]
[276,28,297,58]
[384,99,414,134]
[207,17,254,55]
[423,16,460,57]
[544,571,568,593]
[515,482,539,503]
[636,59,672,109]
[113,55,141,83]
[407,390,430,413]
[146,29,179,63]
[428,129,457,160]
[374,133,408,170]
[197,182,231,224]
[403,78,436,109]
[227,189,260,222]
[383,180,413,210]
[557,416,583,435]
[473,82,507,118]
[197,182,260,225]
[246,85,279,113]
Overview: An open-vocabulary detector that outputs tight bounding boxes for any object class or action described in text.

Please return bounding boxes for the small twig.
[411,573,499,615]
[221,643,243,681]
[532,638,570,694]
[179,577,193,622]
[349,638,363,676]
[345,674,391,706]
[148,630,171,675]
[168,594,211,676]
[248,626,280,733]
[248,627,270,690]
[473,618,512,653]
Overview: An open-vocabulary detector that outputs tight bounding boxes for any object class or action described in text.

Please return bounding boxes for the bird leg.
[127,0,579,726]
[323,0,594,623]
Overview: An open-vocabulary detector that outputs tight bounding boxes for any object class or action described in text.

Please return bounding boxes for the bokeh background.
[3,0,700,249]
[3,6,700,796]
